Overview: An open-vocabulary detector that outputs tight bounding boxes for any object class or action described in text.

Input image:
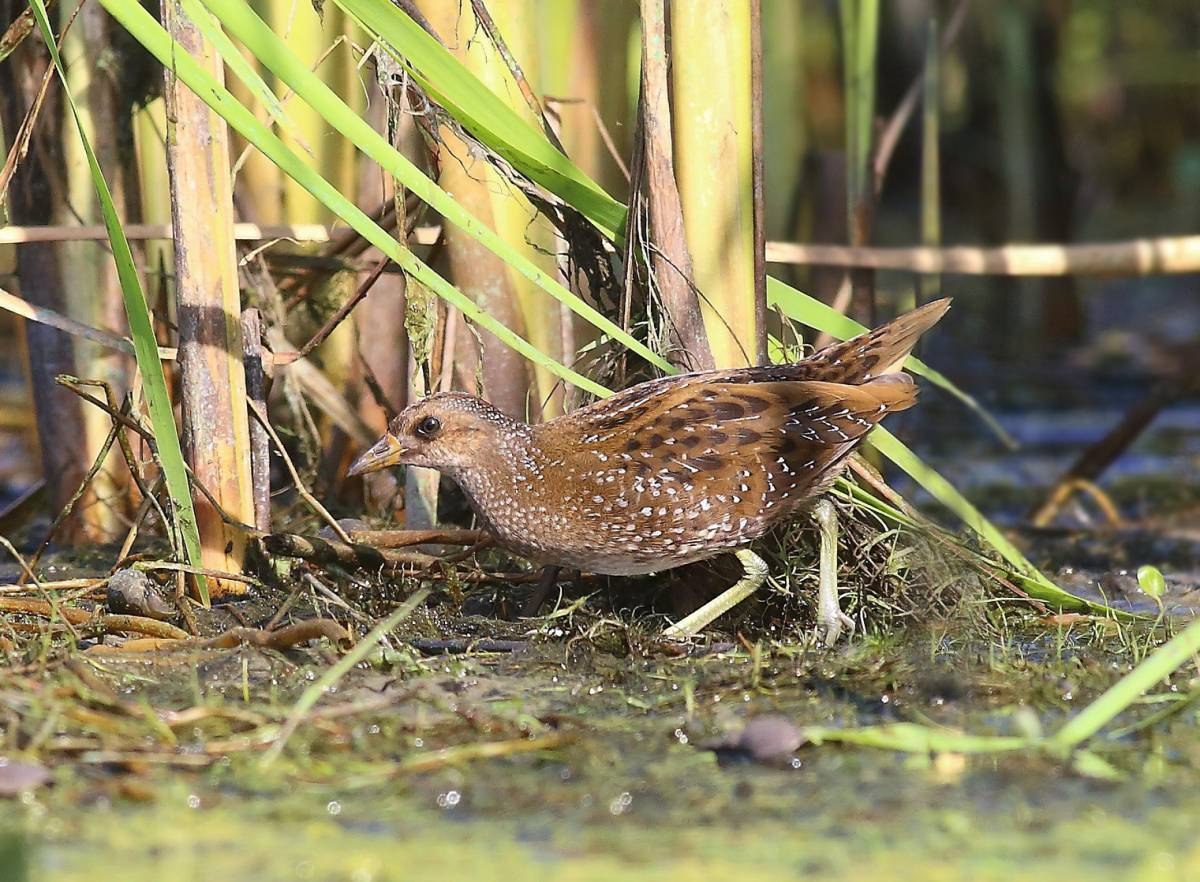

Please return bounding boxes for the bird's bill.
[347,433,405,476]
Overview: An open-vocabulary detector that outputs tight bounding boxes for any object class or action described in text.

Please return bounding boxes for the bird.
[348,298,951,642]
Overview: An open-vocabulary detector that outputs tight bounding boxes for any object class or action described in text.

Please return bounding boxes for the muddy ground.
[4,550,1200,882]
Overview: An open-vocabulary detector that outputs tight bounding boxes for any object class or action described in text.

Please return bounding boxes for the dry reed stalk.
[765,236,1200,276]
[162,0,255,597]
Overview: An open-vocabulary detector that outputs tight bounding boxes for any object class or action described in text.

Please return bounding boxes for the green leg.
[813,498,855,645]
[664,548,769,637]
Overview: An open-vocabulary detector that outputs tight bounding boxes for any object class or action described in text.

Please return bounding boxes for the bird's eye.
[415,415,442,438]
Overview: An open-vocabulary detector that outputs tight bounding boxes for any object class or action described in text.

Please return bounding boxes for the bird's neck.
[444,420,556,545]
[443,419,542,501]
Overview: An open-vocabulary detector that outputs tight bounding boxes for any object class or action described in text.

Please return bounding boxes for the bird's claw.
[817,610,855,646]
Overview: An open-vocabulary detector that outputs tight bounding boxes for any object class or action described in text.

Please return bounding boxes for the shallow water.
[5,617,1200,881]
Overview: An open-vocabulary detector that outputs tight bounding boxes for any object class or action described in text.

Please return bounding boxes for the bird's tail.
[805,298,951,385]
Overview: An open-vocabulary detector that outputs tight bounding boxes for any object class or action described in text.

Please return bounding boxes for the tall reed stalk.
[919,17,941,306]
[669,0,760,368]
[839,0,878,323]
[162,0,254,597]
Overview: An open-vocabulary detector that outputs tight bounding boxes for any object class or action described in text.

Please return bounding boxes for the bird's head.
[347,392,519,477]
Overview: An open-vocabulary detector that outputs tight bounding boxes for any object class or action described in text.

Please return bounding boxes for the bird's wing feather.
[544,375,915,555]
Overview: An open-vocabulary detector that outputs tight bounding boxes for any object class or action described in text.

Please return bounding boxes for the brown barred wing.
[749,375,918,518]
[540,375,917,563]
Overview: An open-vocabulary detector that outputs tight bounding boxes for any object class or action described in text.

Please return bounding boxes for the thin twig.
[0,4,45,63]
[544,96,631,181]
[116,473,166,564]
[0,481,45,535]
[262,532,440,570]
[198,619,352,651]
[0,0,78,206]
[408,637,528,655]
[264,581,305,631]
[396,731,575,773]
[93,615,190,641]
[247,400,351,543]
[847,456,919,519]
[49,382,256,536]
[392,0,438,39]
[302,572,372,626]
[468,0,566,154]
[346,529,485,548]
[0,551,84,639]
[1028,390,1174,526]
[0,578,105,596]
[0,597,188,640]
[23,394,123,579]
[0,285,174,358]
[100,384,170,539]
[292,257,391,360]
[0,223,441,245]
[133,561,260,585]
[174,570,199,636]
[242,308,271,532]
[872,0,970,195]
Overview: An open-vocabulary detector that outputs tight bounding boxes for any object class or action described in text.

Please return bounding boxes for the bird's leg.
[812,498,854,645]
[664,549,769,637]
[521,565,561,618]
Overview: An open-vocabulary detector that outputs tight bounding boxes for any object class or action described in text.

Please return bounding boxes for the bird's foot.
[812,498,853,647]
[816,609,855,646]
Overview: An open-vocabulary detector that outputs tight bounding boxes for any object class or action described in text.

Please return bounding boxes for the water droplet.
[609,791,633,815]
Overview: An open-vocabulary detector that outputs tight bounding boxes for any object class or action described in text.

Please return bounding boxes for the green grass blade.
[331,0,627,240]
[199,0,671,375]
[866,428,1032,571]
[866,427,1104,611]
[1050,616,1200,750]
[767,276,1016,447]
[834,477,1124,616]
[29,0,209,604]
[99,0,609,400]
[804,722,1033,754]
[262,586,431,765]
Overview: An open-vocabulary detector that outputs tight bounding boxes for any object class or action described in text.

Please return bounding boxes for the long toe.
[819,611,856,646]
